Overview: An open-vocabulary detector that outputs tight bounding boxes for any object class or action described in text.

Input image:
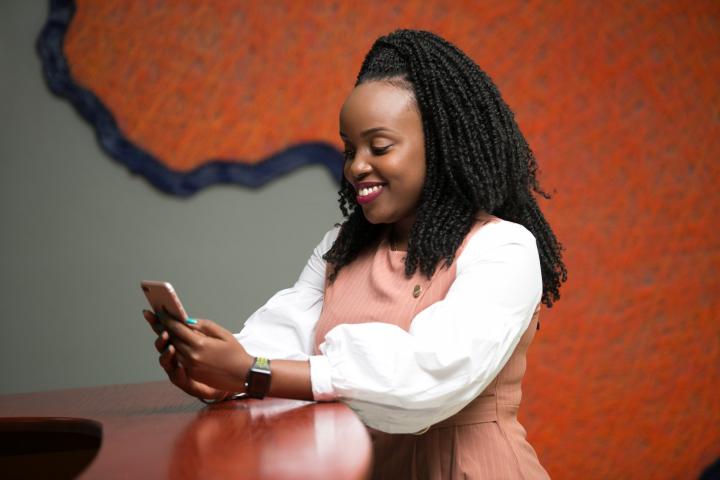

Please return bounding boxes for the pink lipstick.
[355,182,386,205]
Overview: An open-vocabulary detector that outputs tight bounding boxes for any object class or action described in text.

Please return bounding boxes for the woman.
[146,29,566,478]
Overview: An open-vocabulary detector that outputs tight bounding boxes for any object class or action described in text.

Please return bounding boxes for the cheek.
[342,161,353,183]
[410,149,427,191]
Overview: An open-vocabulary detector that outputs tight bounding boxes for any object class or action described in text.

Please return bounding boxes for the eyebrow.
[339,127,396,139]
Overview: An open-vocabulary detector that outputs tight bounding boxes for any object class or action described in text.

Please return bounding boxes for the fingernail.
[185,317,197,325]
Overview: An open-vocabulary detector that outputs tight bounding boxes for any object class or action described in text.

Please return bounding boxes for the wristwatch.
[245,357,272,399]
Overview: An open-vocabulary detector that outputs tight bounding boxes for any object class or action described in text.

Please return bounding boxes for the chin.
[362,215,383,225]
[361,209,390,225]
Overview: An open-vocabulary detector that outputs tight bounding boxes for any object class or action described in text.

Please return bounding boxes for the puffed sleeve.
[233,226,339,360]
[309,221,543,433]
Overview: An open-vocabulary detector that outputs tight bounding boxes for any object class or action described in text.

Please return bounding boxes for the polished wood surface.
[0,381,372,479]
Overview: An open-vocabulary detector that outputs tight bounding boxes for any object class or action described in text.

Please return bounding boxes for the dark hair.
[323,29,566,307]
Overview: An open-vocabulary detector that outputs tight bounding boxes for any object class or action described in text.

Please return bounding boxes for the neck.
[389,218,413,251]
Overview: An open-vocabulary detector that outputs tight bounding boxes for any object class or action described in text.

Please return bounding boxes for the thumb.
[186,317,233,340]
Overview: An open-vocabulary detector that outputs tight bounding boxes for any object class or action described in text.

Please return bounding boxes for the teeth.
[359,185,383,197]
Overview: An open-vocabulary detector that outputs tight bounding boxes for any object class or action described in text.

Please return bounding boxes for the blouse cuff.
[309,355,337,401]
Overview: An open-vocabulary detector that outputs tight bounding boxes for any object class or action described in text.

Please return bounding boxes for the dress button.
[413,284,422,298]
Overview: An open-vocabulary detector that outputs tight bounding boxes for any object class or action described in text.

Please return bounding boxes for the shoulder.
[457,219,539,270]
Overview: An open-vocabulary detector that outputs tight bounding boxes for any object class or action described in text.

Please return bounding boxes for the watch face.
[247,369,271,397]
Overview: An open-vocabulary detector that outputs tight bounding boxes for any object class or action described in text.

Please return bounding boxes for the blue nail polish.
[185,317,198,325]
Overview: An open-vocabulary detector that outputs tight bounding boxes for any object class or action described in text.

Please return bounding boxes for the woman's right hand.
[143,310,228,401]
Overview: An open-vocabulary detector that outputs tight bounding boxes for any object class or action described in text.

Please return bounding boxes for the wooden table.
[0,381,372,479]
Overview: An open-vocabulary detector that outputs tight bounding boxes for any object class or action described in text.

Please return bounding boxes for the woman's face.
[339,81,426,233]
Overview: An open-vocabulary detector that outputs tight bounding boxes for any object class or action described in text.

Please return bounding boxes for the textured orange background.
[65,1,720,478]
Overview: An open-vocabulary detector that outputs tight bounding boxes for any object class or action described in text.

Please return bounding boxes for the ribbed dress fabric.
[313,220,549,479]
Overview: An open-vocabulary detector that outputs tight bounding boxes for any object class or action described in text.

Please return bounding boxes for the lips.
[355,182,386,205]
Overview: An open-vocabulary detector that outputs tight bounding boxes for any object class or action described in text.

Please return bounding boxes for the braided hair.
[323,29,567,307]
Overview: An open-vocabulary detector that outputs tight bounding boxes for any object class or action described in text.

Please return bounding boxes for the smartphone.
[141,281,189,322]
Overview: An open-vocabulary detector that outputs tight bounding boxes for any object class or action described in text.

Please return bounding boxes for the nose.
[345,151,372,182]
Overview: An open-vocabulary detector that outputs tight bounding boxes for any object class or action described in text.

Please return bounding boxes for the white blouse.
[234,220,542,434]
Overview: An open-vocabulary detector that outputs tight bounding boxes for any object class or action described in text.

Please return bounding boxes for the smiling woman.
[146,29,566,479]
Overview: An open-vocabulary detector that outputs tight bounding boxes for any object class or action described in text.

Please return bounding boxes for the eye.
[371,145,392,156]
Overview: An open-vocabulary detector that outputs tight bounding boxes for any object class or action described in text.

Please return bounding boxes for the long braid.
[324,29,567,308]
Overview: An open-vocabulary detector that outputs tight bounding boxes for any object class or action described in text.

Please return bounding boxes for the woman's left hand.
[161,317,253,394]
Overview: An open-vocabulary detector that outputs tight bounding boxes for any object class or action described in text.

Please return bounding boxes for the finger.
[170,335,196,361]
[172,363,189,385]
[160,343,181,372]
[143,310,164,332]
[164,319,201,347]
[155,309,172,328]
[190,318,233,341]
[170,365,209,399]
[144,311,166,336]
[143,309,157,323]
[154,331,170,353]
[155,309,184,330]
[152,320,166,335]
[159,344,174,372]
